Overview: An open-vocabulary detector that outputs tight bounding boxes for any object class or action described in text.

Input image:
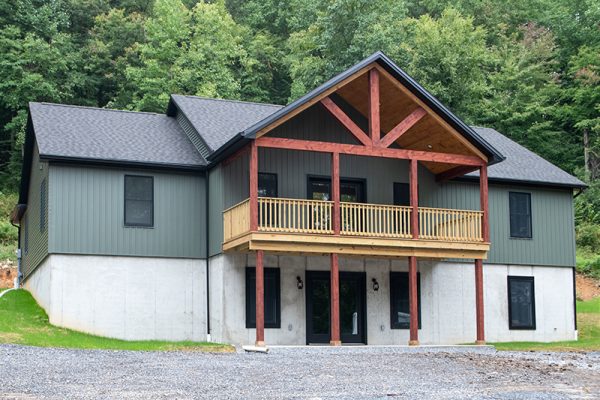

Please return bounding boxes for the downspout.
[205,169,211,342]
[11,221,21,288]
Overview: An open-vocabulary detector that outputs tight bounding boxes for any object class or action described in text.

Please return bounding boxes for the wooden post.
[330,253,341,346]
[410,159,419,239]
[249,141,259,231]
[408,256,419,346]
[475,258,485,345]
[255,250,265,347]
[369,68,380,143]
[480,164,489,242]
[332,152,340,235]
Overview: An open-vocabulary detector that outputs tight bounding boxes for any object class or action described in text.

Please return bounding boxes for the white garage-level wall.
[25,254,207,341]
[209,254,577,346]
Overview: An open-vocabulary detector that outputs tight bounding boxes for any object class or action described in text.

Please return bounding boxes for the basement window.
[246,267,281,329]
[509,192,532,238]
[124,175,154,227]
[508,276,536,330]
[390,272,421,329]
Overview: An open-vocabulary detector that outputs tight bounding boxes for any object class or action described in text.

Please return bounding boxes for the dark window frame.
[390,271,421,330]
[40,178,46,233]
[245,267,281,329]
[124,175,154,228]
[306,175,367,203]
[507,276,536,330]
[258,172,278,198]
[509,192,532,239]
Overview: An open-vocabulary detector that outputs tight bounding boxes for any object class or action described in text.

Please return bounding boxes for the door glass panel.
[309,180,331,201]
[340,279,359,335]
[311,278,330,335]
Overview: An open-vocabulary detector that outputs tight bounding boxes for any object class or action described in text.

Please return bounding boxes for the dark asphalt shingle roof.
[170,95,282,152]
[467,127,585,188]
[29,102,206,168]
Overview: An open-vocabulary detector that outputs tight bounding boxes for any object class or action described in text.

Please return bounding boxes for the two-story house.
[13,52,585,347]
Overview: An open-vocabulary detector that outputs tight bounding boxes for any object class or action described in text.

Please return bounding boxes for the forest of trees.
[0,0,598,266]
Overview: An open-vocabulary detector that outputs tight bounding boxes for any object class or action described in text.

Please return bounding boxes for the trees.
[0,0,596,193]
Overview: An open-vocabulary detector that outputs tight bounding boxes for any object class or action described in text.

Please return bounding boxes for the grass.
[493,298,600,352]
[576,248,600,281]
[0,289,234,352]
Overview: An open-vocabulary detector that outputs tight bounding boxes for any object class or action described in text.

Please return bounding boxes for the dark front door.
[305,271,366,344]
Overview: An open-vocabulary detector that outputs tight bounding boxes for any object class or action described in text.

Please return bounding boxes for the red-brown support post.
[475,258,485,345]
[255,250,265,347]
[480,164,489,242]
[369,68,380,143]
[330,253,341,346]
[410,159,419,239]
[408,256,419,346]
[249,141,258,231]
[332,152,340,234]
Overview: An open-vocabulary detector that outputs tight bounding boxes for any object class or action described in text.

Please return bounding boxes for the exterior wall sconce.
[372,278,379,291]
[296,276,304,290]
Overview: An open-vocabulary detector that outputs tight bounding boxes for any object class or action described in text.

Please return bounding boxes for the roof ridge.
[172,94,284,108]
[31,102,165,116]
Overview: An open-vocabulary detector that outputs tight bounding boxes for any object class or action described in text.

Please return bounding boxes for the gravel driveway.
[1,344,599,399]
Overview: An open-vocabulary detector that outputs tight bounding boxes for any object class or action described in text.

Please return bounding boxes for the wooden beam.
[379,107,427,148]
[320,97,372,147]
[435,165,479,182]
[330,253,341,346]
[475,259,485,345]
[249,141,258,231]
[480,164,490,242]
[408,256,419,346]
[255,250,265,347]
[410,159,419,239]
[373,64,488,161]
[332,152,340,234]
[255,137,484,167]
[256,65,374,138]
[369,69,380,142]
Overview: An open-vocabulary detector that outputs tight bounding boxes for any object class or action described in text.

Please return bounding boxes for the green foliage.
[0,289,234,351]
[0,0,598,244]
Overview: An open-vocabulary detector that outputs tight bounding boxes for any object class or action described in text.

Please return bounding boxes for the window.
[508,276,536,330]
[124,175,153,227]
[307,177,366,203]
[258,173,277,197]
[390,272,421,329]
[246,267,281,328]
[509,192,532,238]
[40,179,46,233]
[393,182,410,206]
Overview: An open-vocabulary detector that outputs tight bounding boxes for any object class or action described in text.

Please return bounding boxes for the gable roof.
[467,127,586,189]
[168,94,282,152]
[29,102,206,169]
[234,51,505,166]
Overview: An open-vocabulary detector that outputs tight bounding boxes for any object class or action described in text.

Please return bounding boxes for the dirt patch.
[576,273,600,301]
[0,262,16,289]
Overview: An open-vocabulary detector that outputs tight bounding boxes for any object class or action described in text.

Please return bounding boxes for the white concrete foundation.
[209,254,577,346]
[25,254,207,341]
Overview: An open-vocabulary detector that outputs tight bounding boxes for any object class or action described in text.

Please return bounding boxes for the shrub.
[576,223,600,253]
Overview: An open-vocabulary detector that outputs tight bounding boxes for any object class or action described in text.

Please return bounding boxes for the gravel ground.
[1,344,599,400]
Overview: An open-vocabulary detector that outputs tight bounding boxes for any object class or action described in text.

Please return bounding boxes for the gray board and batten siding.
[20,142,49,278]
[48,164,206,260]
[214,103,577,267]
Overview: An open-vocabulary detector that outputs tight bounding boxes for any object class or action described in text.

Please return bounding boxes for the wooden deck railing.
[258,197,333,234]
[418,207,483,242]
[223,199,250,241]
[223,197,484,243]
[341,202,412,238]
